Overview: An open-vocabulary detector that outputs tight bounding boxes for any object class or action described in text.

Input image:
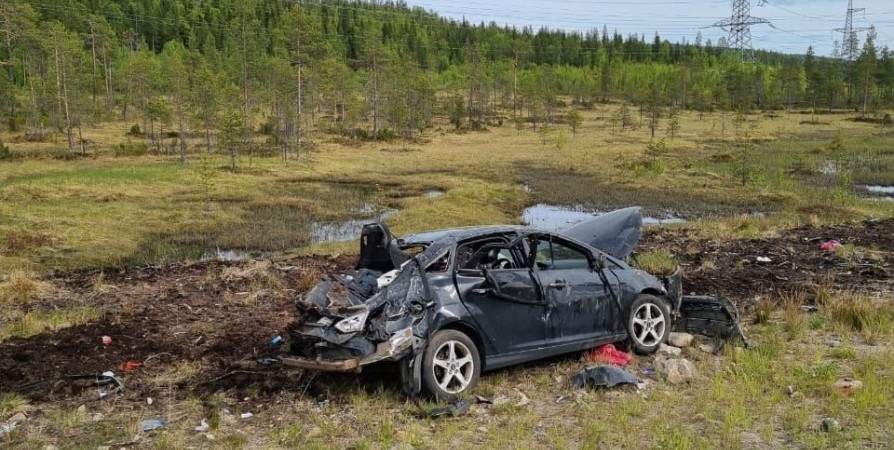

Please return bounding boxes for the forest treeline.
[1,0,892,161]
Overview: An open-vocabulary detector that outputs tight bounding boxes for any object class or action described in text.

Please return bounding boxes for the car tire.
[627,294,671,355]
[422,329,481,400]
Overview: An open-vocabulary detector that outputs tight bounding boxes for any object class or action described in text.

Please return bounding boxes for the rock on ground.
[659,359,698,384]
[668,332,694,348]
[657,343,682,357]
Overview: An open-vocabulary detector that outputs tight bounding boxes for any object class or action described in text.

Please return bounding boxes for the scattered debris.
[514,389,531,407]
[821,417,842,432]
[270,336,283,347]
[820,240,842,251]
[140,419,166,432]
[194,419,210,432]
[571,365,639,389]
[756,256,772,264]
[101,336,112,346]
[147,397,153,405]
[668,332,694,348]
[428,398,476,418]
[240,412,253,419]
[658,359,697,385]
[118,361,142,373]
[786,386,797,397]
[833,378,864,396]
[587,344,632,366]
[657,343,682,357]
[676,296,748,349]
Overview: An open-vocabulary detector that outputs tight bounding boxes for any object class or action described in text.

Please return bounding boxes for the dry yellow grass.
[1,105,892,276]
[0,269,47,305]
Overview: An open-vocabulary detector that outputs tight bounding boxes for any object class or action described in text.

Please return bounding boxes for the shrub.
[114,141,149,157]
[0,139,10,160]
[127,123,142,136]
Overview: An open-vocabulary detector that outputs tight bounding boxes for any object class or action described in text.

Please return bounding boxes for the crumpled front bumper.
[287,326,417,372]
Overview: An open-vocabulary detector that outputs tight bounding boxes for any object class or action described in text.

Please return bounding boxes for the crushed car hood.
[560,206,643,260]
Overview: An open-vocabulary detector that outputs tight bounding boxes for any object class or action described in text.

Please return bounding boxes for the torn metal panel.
[560,206,643,260]
[676,295,748,348]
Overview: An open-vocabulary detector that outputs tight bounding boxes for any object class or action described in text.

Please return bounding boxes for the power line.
[712,0,771,62]
[834,0,870,62]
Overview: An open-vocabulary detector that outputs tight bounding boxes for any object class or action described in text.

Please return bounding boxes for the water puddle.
[522,204,684,231]
[310,208,399,243]
[857,185,894,201]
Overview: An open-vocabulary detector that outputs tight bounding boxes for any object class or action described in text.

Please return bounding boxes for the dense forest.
[1,0,892,160]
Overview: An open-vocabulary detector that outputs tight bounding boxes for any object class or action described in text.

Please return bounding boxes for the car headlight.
[334,309,369,334]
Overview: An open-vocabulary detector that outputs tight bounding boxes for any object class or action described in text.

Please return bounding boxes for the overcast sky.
[405,0,893,56]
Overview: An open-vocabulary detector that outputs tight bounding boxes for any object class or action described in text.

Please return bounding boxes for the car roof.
[398,225,533,246]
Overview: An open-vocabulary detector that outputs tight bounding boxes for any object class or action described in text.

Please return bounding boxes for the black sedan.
[286,207,683,399]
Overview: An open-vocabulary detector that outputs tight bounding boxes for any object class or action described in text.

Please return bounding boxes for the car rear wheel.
[422,330,481,400]
[627,294,671,355]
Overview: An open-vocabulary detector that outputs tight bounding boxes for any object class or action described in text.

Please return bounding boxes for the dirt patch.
[0,255,353,403]
[640,218,894,310]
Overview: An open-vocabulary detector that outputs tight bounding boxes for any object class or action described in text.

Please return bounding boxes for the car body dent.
[288,207,686,395]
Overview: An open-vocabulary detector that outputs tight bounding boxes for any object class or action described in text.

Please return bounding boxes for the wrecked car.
[286,207,685,399]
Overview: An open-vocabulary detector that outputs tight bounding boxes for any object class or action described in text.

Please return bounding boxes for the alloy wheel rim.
[432,340,474,393]
[632,303,666,347]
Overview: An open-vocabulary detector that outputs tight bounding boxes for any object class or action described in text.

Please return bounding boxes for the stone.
[667,332,694,348]
[698,344,717,354]
[658,359,698,385]
[833,378,863,396]
[821,417,841,432]
[825,339,841,348]
[657,343,682,357]
[6,413,26,424]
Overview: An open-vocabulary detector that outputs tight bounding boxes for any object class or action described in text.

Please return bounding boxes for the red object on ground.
[820,240,842,251]
[587,344,632,366]
[119,361,143,372]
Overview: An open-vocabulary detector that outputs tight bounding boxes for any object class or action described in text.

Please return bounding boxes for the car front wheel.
[627,294,671,355]
[422,329,481,400]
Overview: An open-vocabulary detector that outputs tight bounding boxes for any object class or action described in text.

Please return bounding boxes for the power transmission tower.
[833,0,868,62]
[712,0,771,63]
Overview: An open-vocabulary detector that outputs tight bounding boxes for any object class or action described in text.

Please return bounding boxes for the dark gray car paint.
[289,207,682,393]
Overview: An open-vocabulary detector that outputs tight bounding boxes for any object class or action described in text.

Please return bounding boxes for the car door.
[530,234,616,346]
[454,238,548,356]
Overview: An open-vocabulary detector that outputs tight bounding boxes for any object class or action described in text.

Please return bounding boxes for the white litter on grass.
[240,412,253,419]
[194,419,210,432]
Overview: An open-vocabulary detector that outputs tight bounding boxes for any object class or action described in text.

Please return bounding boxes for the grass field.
[2,105,892,275]
[1,104,893,449]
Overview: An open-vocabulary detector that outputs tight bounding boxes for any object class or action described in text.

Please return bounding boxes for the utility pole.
[833,0,868,62]
[712,0,770,63]
[834,0,868,104]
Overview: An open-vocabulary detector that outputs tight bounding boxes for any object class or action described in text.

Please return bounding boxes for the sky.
[404,0,893,56]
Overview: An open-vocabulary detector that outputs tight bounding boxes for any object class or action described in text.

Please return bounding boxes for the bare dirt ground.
[0,218,891,423]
